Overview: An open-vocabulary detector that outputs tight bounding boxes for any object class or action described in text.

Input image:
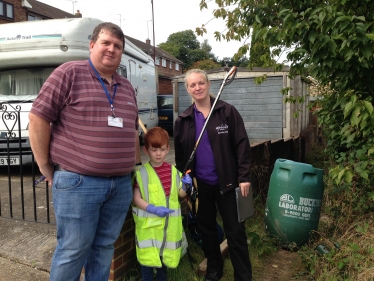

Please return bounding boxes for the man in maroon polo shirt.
[29,22,141,281]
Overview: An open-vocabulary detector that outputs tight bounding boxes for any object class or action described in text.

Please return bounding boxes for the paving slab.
[0,256,50,281]
[0,217,54,280]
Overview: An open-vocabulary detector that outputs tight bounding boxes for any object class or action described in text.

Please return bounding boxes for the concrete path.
[0,217,53,281]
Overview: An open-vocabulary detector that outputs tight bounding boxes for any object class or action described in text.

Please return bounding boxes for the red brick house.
[0,0,77,24]
[124,35,184,95]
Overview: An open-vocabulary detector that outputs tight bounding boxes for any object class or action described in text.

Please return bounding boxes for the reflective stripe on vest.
[136,237,183,250]
[138,167,149,202]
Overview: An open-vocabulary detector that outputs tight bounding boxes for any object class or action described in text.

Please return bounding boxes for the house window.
[162,58,166,67]
[175,63,179,71]
[155,57,160,65]
[0,1,14,19]
[28,14,42,21]
[169,61,172,69]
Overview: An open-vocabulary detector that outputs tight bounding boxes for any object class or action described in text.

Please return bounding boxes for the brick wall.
[158,78,173,94]
[157,65,182,77]
[156,59,183,94]
[0,0,26,24]
[110,210,137,281]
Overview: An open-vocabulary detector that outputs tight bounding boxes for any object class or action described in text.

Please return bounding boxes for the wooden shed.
[171,67,311,143]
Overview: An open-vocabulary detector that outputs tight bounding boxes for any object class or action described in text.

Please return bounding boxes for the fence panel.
[250,125,316,202]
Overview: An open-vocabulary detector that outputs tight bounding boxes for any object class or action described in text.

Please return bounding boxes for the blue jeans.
[49,171,132,281]
[141,264,167,281]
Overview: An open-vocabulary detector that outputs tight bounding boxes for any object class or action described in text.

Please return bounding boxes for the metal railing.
[0,103,54,224]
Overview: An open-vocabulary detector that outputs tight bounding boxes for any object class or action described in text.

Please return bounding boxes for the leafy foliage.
[218,55,250,68]
[158,30,210,69]
[201,39,218,61]
[248,25,272,68]
[157,43,180,58]
[232,55,250,67]
[189,59,221,70]
[197,0,374,215]
[200,39,212,54]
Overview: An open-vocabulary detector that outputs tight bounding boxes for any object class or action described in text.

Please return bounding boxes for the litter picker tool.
[182,66,238,215]
[138,118,147,134]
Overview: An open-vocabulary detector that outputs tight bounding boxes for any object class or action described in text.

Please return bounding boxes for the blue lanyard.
[89,59,118,117]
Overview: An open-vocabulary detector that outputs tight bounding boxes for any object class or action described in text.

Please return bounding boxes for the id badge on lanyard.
[108,116,123,128]
[89,59,123,128]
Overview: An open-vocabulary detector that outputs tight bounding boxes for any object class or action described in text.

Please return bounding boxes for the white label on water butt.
[278,194,322,221]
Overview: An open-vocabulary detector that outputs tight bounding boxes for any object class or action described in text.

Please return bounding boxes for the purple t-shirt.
[30,60,138,177]
[194,106,219,185]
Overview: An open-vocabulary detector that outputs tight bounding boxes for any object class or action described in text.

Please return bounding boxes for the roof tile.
[27,0,77,19]
[124,35,183,64]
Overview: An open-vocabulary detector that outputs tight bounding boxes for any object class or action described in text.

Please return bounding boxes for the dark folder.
[235,187,255,223]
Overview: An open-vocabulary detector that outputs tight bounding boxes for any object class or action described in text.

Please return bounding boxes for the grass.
[304,143,328,171]
[298,213,374,281]
[299,142,374,281]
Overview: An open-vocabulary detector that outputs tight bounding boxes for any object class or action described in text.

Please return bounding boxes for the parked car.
[157,95,174,134]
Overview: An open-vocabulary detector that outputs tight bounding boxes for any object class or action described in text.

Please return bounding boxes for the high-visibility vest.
[132,162,183,268]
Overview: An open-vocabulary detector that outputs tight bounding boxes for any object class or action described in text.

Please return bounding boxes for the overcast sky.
[37,0,247,60]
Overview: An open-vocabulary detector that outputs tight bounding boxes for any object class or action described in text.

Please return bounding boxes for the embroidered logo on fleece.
[216,124,228,134]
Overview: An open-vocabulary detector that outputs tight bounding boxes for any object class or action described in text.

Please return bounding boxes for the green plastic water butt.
[265,159,324,248]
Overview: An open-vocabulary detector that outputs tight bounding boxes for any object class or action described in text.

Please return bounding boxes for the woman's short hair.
[184,69,210,89]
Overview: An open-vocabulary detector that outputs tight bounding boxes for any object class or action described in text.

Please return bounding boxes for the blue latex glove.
[146,204,174,217]
[181,174,192,192]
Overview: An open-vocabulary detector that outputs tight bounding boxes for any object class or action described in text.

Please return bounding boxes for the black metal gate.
[1,103,54,224]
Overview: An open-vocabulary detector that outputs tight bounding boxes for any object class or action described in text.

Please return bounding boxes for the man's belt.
[53,164,66,171]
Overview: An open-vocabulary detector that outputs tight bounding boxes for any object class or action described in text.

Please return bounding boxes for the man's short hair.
[91,22,125,50]
[144,127,170,149]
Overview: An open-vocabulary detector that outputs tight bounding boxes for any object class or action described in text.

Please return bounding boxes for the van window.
[0,67,54,100]
[117,66,127,78]
[128,60,136,83]
[157,95,173,110]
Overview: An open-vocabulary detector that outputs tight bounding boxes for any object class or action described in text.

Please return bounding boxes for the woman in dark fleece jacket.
[174,69,252,281]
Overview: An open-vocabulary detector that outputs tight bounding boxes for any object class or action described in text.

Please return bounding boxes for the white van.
[0,17,158,165]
